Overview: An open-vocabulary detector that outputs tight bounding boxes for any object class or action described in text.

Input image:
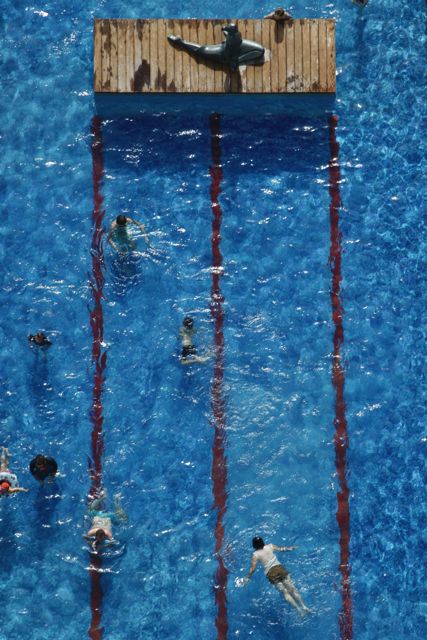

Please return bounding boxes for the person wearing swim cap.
[107,214,150,255]
[29,454,58,485]
[237,536,310,615]
[84,490,128,552]
[28,332,52,347]
[0,447,29,496]
[179,316,210,365]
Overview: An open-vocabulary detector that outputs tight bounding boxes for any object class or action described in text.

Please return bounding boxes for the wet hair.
[91,529,107,551]
[183,316,194,329]
[34,454,46,465]
[116,215,127,226]
[252,536,265,550]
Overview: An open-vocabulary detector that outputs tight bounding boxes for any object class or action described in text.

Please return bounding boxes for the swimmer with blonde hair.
[0,447,29,496]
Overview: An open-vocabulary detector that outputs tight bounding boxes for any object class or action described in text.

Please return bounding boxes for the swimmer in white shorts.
[238,536,310,615]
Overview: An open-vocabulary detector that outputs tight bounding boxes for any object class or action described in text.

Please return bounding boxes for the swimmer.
[237,536,310,616]
[264,8,293,22]
[84,490,128,552]
[0,447,29,496]
[179,316,210,366]
[28,332,52,347]
[107,214,150,255]
[29,454,58,485]
[352,0,369,7]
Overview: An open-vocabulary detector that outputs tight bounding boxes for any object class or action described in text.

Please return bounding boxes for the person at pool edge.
[0,447,29,496]
[29,454,58,485]
[83,490,128,552]
[107,214,150,255]
[264,8,293,22]
[179,316,210,365]
[237,536,310,616]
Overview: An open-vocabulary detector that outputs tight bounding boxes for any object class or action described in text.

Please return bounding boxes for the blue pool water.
[1,1,426,639]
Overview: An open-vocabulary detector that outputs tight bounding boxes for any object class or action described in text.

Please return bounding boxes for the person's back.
[253,543,282,574]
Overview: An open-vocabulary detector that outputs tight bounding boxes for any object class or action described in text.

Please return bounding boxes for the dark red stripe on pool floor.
[209,113,229,640]
[328,115,353,640]
[88,115,107,640]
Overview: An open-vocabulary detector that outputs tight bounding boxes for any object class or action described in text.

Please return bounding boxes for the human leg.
[274,581,303,613]
[1,447,10,471]
[282,576,310,613]
[114,493,128,522]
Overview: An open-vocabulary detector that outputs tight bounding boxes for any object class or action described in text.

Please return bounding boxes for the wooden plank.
[137,19,150,93]
[244,19,254,93]
[326,20,336,92]
[269,20,279,93]
[149,19,159,91]
[126,20,135,92]
[253,19,263,93]
[166,19,176,91]
[301,19,311,92]
[197,20,208,93]
[230,19,240,93]
[294,20,302,93]
[277,21,287,92]
[109,19,118,92]
[100,20,111,91]
[318,19,327,92]
[189,20,200,92]
[94,20,102,92]
[286,18,295,92]
[261,18,271,92]
[205,20,215,92]
[157,19,167,91]
[116,20,127,92]
[212,21,224,93]
[181,20,191,92]
[170,20,182,92]
[310,19,319,92]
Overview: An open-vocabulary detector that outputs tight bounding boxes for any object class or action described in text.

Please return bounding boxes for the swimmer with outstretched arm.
[237,536,310,616]
[179,316,210,366]
[107,214,150,255]
[0,447,29,496]
[84,490,128,552]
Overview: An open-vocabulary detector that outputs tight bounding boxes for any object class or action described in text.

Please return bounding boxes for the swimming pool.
[0,2,426,639]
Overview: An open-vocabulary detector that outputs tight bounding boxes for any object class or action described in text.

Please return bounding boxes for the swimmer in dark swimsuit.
[29,454,58,485]
[264,8,293,22]
[179,317,210,366]
[0,447,29,496]
[237,536,310,615]
[84,490,128,552]
[352,0,369,7]
[107,214,150,255]
[28,332,52,347]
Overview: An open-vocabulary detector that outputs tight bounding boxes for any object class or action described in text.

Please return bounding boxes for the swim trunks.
[266,564,289,584]
[181,345,197,358]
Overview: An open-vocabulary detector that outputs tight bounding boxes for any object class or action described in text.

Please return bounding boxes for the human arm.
[106,222,121,253]
[9,486,29,493]
[272,544,297,552]
[128,218,150,245]
[239,554,258,586]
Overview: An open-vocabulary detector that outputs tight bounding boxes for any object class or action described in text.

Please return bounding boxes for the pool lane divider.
[328,115,353,640]
[88,115,107,640]
[209,113,229,640]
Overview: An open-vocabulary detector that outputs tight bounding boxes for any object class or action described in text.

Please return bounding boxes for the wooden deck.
[94,19,336,95]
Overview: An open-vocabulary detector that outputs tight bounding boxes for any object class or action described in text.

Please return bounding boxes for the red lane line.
[209,113,229,640]
[328,115,352,640]
[88,115,107,640]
